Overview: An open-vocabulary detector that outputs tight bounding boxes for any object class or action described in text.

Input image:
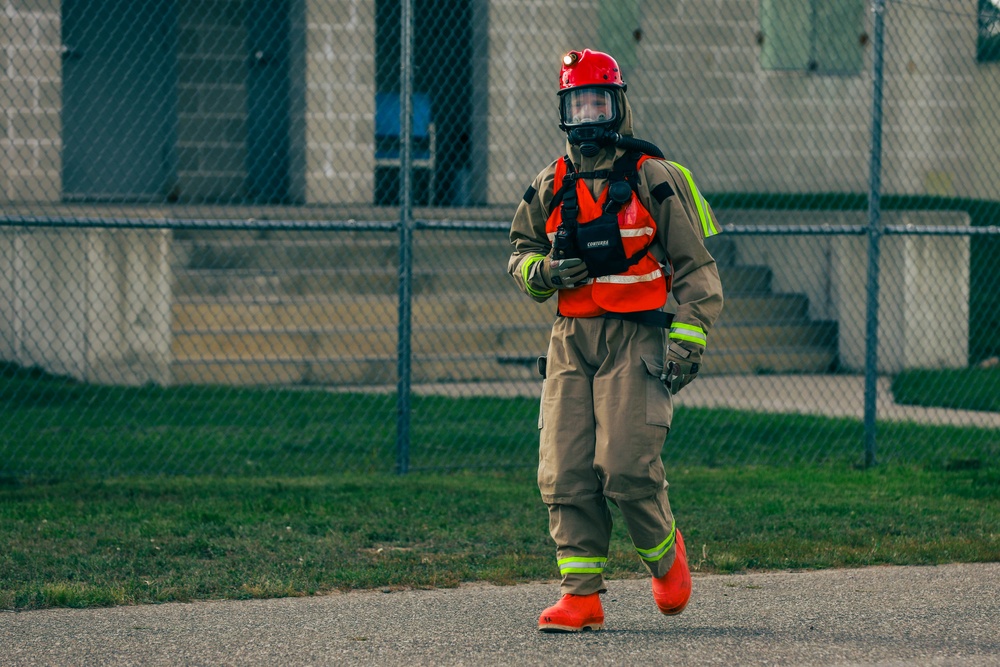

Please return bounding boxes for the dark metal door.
[61,0,178,201]
[246,0,291,204]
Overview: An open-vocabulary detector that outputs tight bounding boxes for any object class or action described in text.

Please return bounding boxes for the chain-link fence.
[1,0,998,477]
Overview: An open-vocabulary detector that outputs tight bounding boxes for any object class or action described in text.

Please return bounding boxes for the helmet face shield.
[560,87,618,129]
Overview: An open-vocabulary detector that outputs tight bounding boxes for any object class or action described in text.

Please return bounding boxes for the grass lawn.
[892,367,1000,413]
[2,361,998,477]
[1,465,997,611]
[1,362,998,610]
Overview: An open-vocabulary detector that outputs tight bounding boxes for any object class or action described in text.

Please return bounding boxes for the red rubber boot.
[651,529,692,615]
[537,593,604,632]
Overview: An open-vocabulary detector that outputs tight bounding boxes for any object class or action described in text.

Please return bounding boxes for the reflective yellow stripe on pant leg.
[634,521,676,563]
[557,556,607,575]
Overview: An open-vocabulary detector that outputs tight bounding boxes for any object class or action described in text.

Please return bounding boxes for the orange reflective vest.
[546,155,669,317]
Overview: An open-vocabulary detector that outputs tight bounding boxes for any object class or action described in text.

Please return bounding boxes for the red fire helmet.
[559,49,626,91]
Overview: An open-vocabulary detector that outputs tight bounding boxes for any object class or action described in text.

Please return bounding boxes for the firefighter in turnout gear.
[508,49,724,632]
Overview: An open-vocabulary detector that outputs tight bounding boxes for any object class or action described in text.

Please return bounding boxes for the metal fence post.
[396,0,415,475]
[863,0,887,468]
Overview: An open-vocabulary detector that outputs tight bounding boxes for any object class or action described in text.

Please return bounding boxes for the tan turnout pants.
[539,315,678,596]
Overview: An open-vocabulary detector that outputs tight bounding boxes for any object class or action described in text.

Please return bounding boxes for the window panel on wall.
[979,0,1000,63]
[813,0,865,74]
[760,0,864,74]
[760,0,811,70]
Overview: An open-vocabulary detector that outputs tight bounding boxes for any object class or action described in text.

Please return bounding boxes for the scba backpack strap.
[551,157,580,261]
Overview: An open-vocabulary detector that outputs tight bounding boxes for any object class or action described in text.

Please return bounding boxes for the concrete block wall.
[302,0,376,205]
[153,0,378,205]
[483,0,871,204]
[881,1,992,200]
[483,0,998,205]
[483,1,577,205]
[175,0,249,203]
[1,0,997,207]
[634,1,872,196]
[1,0,61,203]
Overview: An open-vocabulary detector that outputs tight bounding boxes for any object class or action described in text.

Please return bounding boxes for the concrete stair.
[168,230,837,386]
[169,230,554,385]
[710,237,838,375]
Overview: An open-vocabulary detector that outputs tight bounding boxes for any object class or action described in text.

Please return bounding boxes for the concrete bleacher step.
[715,265,773,295]
[704,348,838,375]
[168,232,840,385]
[173,267,517,297]
[170,294,557,385]
[174,266,815,308]
[176,235,399,270]
[171,317,834,359]
[720,294,811,322]
[173,231,511,271]
[713,321,837,349]
[170,354,542,386]
[171,324,553,359]
[171,231,514,298]
[172,295,557,329]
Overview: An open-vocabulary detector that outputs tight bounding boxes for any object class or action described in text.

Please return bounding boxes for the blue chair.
[375,93,436,197]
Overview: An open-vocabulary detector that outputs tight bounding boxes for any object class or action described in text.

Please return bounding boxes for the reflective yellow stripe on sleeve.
[668,162,720,238]
[521,253,556,299]
[670,322,707,347]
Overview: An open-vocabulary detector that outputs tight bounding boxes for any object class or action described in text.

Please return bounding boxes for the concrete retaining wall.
[721,210,970,373]
[0,229,173,385]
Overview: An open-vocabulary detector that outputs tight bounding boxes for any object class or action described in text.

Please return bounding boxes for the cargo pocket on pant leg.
[537,379,557,496]
[641,356,673,428]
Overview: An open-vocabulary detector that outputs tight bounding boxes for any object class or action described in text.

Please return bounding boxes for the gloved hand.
[539,256,589,289]
[661,342,702,395]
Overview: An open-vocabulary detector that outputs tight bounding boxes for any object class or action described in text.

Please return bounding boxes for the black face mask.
[567,125,616,157]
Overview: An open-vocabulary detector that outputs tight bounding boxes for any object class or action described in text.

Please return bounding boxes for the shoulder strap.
[549,156,575,213]
[560,157,579,228]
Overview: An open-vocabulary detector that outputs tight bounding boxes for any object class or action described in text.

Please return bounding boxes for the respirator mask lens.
[561,88,616,128]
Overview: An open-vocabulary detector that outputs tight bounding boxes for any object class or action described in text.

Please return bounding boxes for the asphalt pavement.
[4,563,999,666]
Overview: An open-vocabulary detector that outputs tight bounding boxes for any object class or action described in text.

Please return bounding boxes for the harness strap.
[554,152,654,270]
[550,156,577,212]
[599,151,648,269]
[560,158,579,231]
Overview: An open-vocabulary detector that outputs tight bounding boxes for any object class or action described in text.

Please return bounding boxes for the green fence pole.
[396,0,414,475]
[863,0,887,468]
